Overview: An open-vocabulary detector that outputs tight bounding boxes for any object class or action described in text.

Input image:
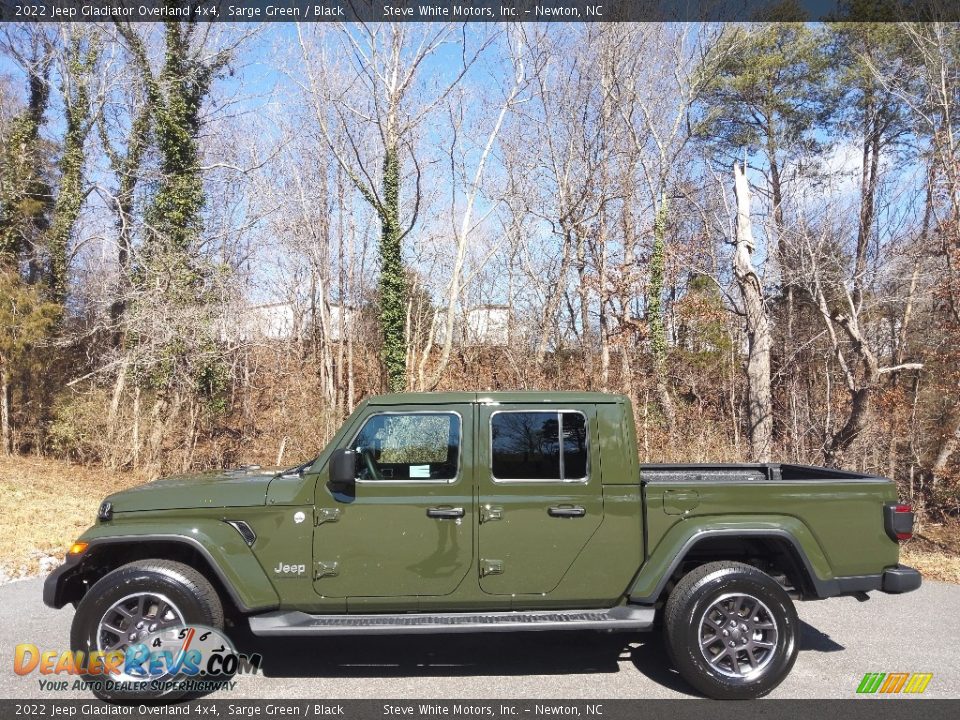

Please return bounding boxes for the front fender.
[628,515,834,603]
[43,518,280,612]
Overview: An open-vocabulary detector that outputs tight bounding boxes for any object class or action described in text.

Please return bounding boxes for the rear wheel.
[71,559,224,701]
[664,561,799,699]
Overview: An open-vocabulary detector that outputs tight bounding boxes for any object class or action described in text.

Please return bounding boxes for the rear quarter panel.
[635,475,900,597]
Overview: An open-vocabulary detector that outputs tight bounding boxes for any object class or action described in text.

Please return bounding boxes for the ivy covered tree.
[48,27,101,304]
[0,31,54,275]
[0,63,57,453]
[114,16,238,465]
[97,54,152,348]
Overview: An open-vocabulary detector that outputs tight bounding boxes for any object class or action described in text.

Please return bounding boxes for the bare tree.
[792,215,923,467]
[731,162,772,462]
[882,23,960,482]
[415,28,528,391]
[295,22,489,391]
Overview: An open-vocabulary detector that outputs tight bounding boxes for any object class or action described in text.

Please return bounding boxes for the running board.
[248,606,655,636]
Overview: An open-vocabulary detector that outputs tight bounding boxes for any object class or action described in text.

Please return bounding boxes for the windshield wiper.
[280,456,317,478]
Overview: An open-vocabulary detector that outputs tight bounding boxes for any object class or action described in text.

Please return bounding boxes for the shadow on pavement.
[624,634,699,695]
[798,620,845,652]
[226,620,842,696]
[230,628,640,679]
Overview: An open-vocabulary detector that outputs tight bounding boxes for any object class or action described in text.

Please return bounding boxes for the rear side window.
[491,411,589,482]
[352,412,460,482]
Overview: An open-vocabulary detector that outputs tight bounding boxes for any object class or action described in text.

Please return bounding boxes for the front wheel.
[664,561,799,699]
[70,559,224,701]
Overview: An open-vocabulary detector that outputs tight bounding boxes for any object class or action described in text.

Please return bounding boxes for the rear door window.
[491,411,589,482]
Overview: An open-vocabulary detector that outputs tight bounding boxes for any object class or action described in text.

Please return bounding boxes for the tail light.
[883,502,914,542]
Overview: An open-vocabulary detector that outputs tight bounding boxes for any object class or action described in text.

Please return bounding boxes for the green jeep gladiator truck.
[45,392,921,699]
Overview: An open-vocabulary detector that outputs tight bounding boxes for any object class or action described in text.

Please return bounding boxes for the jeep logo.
[273,562,306,575]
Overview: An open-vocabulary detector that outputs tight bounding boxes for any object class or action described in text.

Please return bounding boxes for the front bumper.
[881,564,922,594]
[42,554,83,609]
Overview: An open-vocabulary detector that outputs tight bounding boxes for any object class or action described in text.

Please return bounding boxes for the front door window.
[352,412,461,482]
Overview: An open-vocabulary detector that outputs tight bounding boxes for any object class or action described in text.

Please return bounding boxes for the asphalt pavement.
[1,576,957,700]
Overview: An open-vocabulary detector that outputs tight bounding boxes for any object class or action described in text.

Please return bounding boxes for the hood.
[106,466,278,513]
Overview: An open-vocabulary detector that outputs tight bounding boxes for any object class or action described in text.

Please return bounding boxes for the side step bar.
[248,606,655,636]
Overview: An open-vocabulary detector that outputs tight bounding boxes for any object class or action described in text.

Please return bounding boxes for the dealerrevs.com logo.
[14,625,261,695]
[856,672,933,695]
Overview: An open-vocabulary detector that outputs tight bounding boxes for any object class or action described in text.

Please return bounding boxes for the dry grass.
[902,520,960,584]
[0,455,144,579]
[900,547,960,584]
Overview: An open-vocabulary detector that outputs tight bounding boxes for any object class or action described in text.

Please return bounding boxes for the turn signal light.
[68,541,88,555]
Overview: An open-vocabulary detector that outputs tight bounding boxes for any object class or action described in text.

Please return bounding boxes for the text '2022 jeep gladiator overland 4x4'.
[45,392,921,699]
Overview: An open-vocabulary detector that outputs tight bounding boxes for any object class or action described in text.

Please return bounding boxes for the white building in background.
[224,302,354,343]
[238,302,297,341]
[226,301,511,347]
[462,304,511,346]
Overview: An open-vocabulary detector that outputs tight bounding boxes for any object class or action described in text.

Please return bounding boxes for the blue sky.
[0,21,930,320]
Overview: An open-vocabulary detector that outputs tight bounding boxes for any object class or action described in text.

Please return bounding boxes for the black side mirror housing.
[328,448,356,493]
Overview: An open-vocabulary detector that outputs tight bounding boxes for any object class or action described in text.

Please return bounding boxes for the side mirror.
[328,448,356,493]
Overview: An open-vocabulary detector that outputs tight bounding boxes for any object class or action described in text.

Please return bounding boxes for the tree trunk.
[648,196,675,431]
[132,385,140,469]
[107,99,150,349]
[535,232,572,367]
[48,112,88,303]
[576,228,592,381]
[932,421,960,485]
[378,145,407,392]
[347,219,357,413]
[931,379,960,485]
[619,344,634,408]
[597,222,610,391]
[599,297,610,392]
[824,382,876,468]
[106,359,128,467]
[0,52,51,263]
[733,162,773,463]
[1,366,10,456]
[853,108,882,312]
[336,167,348,418]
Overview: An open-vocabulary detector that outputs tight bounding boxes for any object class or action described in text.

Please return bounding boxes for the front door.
[477,404,603,595]
[312,406,473,599]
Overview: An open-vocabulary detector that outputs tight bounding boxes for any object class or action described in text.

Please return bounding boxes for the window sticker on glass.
[409,464,431,478]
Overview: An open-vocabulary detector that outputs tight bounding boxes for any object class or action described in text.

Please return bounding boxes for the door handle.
[548,505,586,518]
[426,507,465,519]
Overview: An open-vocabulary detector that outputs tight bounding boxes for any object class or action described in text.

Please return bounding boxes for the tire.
[71,559,224,701]
[664,560,799,700]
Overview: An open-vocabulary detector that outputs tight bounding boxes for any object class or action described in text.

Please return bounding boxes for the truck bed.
[633,462,899,598]
[639,463,884,483]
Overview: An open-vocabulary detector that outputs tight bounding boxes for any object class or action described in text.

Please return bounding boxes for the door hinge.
[480,505,503,523]
[314,561,339,579]
[479,559,503,578]
[315,508,341,525]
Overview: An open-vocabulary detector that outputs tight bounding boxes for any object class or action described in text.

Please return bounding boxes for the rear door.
[477,404,602,595]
